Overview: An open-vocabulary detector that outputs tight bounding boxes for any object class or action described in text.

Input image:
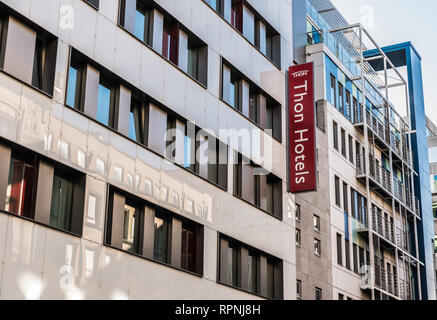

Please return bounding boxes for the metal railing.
[374,264,397,295]
[356,154,391,193]
[393,178,404,202]
[399,279,412,300]
[371,208,395,244]
[366,110,390,145]
[396,227,409,252]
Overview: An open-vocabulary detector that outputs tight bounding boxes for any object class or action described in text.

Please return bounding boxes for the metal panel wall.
[3,16,36,84]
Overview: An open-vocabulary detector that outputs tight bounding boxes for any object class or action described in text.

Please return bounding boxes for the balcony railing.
[366,110,390,145]
[356,154,392,193]
[374,264,397,296]
[396,227,409,252]
[399,279,412,300]
[371,208,395,244]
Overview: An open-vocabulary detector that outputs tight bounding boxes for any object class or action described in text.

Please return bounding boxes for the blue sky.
[331,0,437,124]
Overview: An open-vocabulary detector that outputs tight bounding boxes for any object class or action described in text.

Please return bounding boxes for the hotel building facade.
[0,0,435,301]
[0,0,295,299]
[292,0,436,301]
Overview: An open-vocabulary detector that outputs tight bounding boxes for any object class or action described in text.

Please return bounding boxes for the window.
[266,258,277,299]
[97,77,116,128]
[265,100,282,141]
[32,35,57,93]
[334,175,340,207]
[295,204,301,222]
[153,213,170,263]
[314,238,321,256]
[228,73,240,110]
[353,243,359,274]
[434,236,437,253]
[219,235,283,299]
[343,182,348,213]
[105,188,204,275]
[333,122,338,151]
[266,175,282,219]
[338,82,344,113]
[234,153,282,218]
[296,229,301,247]
[313,215,320,232]
[345,239,351,270]
[341,128,346,157]
[181,221,199,273]
[330,75,336,106]
[315,287,322,300]
[49,167,85,235]
[345,90,351,119]
[336,233,343,266]
[222,62,282,141]
[352,97,358,123]
[162,20,179,65]
[230,0,243,32]
[134,1,152,44]
[348,135,354,163]
[248,251,258,294]
[66,58,84,111]
[0,12,58,95]
[84,0,99,9]
[3,145,85,235]
[128,97,147,145]
[122,203,138,253]
[187,41,199,79]
[255,17,281,66]
[433,203,437,219]
[5,151,37,219]
[296,280,302,299]
[338,293,344,300]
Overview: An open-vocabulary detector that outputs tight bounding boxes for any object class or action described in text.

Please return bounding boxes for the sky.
[331,0,437,123]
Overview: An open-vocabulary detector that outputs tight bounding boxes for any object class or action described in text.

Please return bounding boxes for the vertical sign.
[289,62,316,193]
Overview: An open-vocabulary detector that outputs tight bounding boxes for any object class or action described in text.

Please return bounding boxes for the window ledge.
[0,69,54,99]
[0,209,82,238]
[104,244,203,278]
[216,281,276,300]
[232,193,282,221]
[81,0,99,11]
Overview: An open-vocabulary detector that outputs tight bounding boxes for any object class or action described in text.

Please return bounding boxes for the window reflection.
[96,78,115,128]
[122,204,137,253]
[5,153,36,219]
[50,170,74,231]
[153,213,169,263]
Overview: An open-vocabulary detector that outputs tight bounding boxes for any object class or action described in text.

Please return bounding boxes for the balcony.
[393,179,420,215]
[374,264,398,296]
[371,208,395,245]
[396,227,409,252]
[356,154,392,198]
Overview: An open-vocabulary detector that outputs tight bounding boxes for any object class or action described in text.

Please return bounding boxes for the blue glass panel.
[134,10,145,41]
[66,66,78,107]
[184,135,192,168]
[97,84,111,126]
[129,111,136,141]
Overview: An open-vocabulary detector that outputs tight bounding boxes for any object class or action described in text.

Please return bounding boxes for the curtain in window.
[50,174,74,231]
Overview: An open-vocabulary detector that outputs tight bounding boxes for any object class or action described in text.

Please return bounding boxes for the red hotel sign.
[288,63,316,193]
